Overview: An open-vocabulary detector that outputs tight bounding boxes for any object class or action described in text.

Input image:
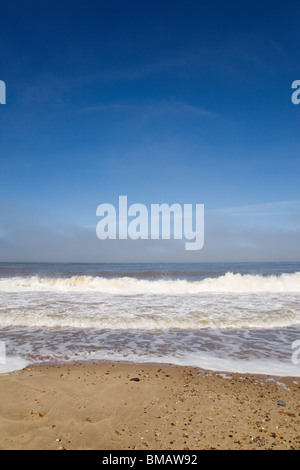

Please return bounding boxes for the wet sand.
[0,362,299,450]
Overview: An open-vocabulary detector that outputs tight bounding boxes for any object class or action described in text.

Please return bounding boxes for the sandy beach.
[0,362,299,450]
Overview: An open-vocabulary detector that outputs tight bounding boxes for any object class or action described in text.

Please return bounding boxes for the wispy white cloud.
[84,54,205,83]
[81,98,217,118]
[208,200,300,217]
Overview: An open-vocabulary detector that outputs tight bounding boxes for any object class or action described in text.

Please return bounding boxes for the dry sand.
[0,362,299,450]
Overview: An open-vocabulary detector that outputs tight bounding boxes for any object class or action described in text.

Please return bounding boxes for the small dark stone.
[277,400,286,406]
[130,377,140,382]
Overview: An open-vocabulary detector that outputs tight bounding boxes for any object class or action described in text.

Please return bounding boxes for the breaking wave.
[0,271,300,294]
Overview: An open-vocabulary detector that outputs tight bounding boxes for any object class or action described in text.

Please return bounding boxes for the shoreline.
[4,356,300,382]
[0,361,299,450]
[2,354,300,381]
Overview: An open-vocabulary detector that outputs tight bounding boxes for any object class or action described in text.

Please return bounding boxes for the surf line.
[96,196,204,251]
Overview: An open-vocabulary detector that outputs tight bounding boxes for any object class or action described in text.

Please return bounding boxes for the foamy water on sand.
[0,262,299,376]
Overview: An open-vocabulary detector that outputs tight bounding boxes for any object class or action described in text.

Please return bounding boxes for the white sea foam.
[0,270,299,375]
[0,272,299,330]
[0,303,299,330]
[1,264,299,377]
[0,271,300,294]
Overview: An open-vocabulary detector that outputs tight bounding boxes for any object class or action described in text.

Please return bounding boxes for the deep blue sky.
[0,0,299,262]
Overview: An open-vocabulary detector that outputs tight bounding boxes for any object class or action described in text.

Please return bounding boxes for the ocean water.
[0,262,300,376]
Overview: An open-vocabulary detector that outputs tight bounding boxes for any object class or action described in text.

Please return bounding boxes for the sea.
[0,262,299,377]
